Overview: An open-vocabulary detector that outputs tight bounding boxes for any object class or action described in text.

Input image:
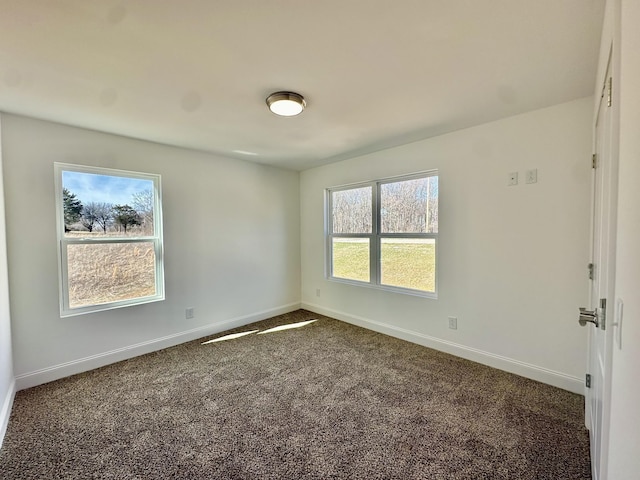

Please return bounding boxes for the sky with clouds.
[62,171,152,205]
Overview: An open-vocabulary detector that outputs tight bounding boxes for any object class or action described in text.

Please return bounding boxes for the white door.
[583,51,615,480]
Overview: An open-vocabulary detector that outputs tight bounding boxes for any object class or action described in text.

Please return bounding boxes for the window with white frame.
[327,172,438,296]
[55,163,165,316]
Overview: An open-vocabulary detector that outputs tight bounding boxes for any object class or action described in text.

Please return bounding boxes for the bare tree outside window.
[91,203,114,234]
[332,187,372,234]
[380,177,438,234]
[132,189,154,234]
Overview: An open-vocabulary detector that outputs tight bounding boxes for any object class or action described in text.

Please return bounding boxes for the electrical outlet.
[448,316,458,330]
[316,288,321,297]
[508,172,518,186]
[185,307,194,319]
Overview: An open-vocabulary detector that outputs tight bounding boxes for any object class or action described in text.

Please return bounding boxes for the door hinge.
[586,373,591,388]
[607,77,612,107]
[592,153,597,169]
[588,263,594,280]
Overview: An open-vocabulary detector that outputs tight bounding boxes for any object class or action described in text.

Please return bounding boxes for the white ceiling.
[0,0,604,170]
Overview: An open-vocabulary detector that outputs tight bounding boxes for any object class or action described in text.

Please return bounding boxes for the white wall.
[607,0,640,477]
[1,114,301,389]
[301,98,593,393]
[0,117,15,447]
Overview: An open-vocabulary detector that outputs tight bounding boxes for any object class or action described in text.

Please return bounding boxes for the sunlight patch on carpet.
[201,330,260,344]
[257,320,317,335]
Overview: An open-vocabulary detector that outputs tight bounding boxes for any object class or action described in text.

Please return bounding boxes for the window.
[327,172,438,296]
[54,163,164,316]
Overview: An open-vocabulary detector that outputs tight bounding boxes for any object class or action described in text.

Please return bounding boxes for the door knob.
[579,307,599,327]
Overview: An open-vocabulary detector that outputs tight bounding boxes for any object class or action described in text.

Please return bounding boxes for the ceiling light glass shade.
[266,91,306,116]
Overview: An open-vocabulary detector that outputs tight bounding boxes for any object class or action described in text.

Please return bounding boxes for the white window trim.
[326,171,438,298]
[54,163,165,317]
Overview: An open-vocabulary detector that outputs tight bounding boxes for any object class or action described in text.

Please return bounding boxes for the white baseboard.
[0,379,16,449]
[302,302,584,394]
[15,302,301,391]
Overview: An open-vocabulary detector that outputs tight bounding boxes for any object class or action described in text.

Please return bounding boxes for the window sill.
[327,276,437,299]
[60,294,165,318]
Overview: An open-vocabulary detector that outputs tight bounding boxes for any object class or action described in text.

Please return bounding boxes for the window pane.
[62,171,155,237]
[332,238,370,282]
[332,187,372,234]
[380,176,438,233]
[380,238,435,292]
[67,242,156,308]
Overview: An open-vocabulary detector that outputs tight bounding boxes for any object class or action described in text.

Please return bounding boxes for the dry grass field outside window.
[65,232,156,308]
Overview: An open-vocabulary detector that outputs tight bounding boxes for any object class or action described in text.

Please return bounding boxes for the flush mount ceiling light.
[266,91,306,116]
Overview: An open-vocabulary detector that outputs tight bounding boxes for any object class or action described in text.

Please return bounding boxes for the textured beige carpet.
[0,309,591,479]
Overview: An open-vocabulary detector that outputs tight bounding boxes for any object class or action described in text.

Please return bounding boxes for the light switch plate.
[525,169,538,184]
